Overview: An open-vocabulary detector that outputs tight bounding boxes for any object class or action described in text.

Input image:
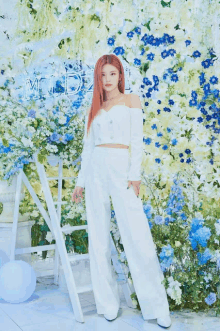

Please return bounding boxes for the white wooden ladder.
[9,151,135,323]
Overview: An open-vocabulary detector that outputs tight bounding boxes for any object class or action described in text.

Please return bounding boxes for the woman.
[72,54,172,328]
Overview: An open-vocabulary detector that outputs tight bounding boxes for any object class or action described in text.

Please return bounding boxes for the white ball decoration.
[0,260,36,303]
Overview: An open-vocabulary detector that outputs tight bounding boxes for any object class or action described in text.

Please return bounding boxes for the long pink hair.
[86,54,125,136]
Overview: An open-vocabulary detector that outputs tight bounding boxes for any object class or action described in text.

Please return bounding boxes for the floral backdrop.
[0,0,220,314]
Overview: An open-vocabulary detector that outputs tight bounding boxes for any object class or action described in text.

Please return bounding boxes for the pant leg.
[107,149,170,320]
[84,148,120,315]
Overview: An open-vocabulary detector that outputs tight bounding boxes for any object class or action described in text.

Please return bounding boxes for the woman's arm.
[127,94,143,182]
[75,107,95,188]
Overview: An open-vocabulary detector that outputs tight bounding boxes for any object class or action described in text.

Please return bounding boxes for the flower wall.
[0,0,220,313]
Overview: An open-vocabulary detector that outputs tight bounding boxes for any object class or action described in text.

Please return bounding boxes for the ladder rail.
[53,159,63,285]
[33,152,84,323]
[10,168,23,261]
[8,152,135,323]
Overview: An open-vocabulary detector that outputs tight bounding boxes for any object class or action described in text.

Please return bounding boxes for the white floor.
[0,276,219,331]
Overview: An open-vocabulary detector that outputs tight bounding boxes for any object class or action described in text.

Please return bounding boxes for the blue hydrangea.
[205,292,216,305]
[189,226,211,250]
[154,215,165,225]
[197,248,212,265]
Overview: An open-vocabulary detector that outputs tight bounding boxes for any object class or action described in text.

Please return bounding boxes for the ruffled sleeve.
[127,107,144,181]
[75,113,95,188]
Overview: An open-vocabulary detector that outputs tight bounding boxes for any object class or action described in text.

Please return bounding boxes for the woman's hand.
[72,186,84,203]
[127,180,141,197]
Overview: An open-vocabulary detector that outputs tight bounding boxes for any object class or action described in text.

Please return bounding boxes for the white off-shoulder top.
[76,104,144,188]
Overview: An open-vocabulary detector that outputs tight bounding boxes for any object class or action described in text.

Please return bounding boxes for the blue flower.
[154,215,165,225]
[205,292,216,306]
[107,37,115,46]
[168,49,176,57]
[28,109,36,118]
[113,46,125,56]
[147,53,155,61]
[161,50,169,59]
[134,58,141,66]
[171,139,177,146]
[191,91,198,99]
[171,74,178,82]
[190,218,204,233]
[64,133,73,141]
[189,226,211,250]
[148,221,153,229]
[134,27,141,35]
[143,77,152,86]
[209,75,218,84]
[50,132,61,142]
[159,244,174,272]
[192,50,201,58]
[201,59,212,69]
[197,248,212,265]
[143,203,152,219]
[189,99,197,106]
[185,40,191,46]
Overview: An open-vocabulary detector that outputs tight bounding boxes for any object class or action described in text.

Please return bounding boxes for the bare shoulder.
[128,93,142,109]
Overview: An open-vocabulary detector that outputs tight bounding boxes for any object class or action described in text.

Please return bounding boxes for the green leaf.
[2,138,9,147]
[37,152,47,164]
[161,0,171,7]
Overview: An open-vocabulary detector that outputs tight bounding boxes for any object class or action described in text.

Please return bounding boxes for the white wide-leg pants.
[84,146,170,319]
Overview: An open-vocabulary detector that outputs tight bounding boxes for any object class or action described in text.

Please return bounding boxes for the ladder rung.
[15,244,56,255]
[36,269,54,278]
[69,253,90,262]
[47,177,76,180]
[61,225,88,233]
[77,283,93,294]
[53,201,67,205]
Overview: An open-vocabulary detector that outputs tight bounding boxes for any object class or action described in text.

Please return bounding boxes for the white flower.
[58,115,66,125]
[46,231,54,242]
[27,126,36,134]
[167,276,182,305]
[21,137,33,148]
[32,210,39,217]
[214,221,220,236]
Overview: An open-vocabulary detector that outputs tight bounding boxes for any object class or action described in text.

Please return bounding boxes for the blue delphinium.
[159,244,174,272]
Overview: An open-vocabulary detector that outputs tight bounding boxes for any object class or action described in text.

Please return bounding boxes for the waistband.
[94,146,129,155]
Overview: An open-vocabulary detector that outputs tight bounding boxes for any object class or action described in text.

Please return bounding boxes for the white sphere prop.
[0,250,10,269]
[0,260,36,303]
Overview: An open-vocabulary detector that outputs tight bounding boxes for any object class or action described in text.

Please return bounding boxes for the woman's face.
[101,64,120,92]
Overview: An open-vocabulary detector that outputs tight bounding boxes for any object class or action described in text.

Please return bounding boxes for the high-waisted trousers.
[84,146,170,320]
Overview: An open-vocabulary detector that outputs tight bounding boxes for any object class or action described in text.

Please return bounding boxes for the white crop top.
[76,104,144,188]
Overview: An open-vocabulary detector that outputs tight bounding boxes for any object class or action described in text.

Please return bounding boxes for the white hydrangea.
[31,210,39,217]
[167,276,182,305]
[214,220,220,236]
[46,231,54,243]
[21,137,33,148]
